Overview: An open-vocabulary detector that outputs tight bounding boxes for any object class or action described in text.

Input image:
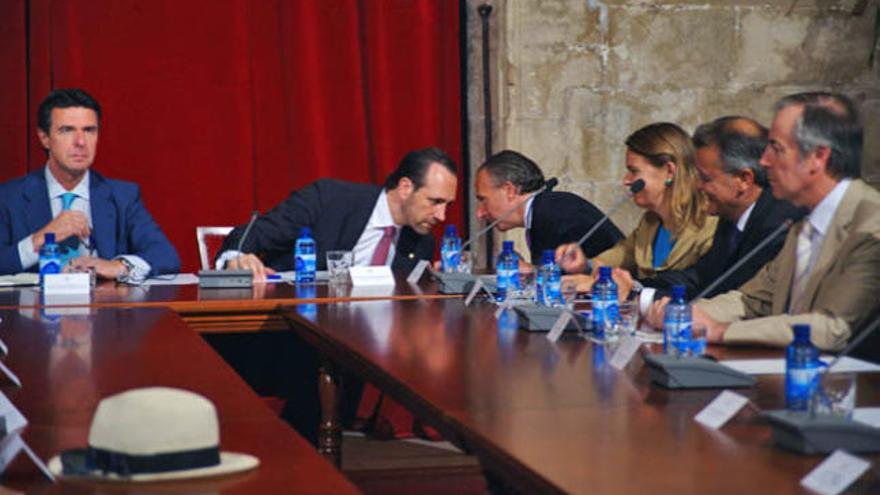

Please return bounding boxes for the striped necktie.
[789,222,815,312]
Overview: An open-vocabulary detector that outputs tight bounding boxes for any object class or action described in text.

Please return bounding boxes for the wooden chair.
[196,226,233,270]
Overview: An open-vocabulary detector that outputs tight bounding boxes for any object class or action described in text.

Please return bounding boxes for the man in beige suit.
[652,92,880,351]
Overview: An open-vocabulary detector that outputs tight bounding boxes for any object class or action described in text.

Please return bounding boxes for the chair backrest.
[196,226,234,271]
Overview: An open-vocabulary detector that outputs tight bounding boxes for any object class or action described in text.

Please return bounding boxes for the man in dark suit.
[475,150,623,265]
[632,116,805,311]
[0,88,179,281]
[217,147,457,279]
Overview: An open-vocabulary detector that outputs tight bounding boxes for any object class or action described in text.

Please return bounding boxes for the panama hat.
[48,387,259,481]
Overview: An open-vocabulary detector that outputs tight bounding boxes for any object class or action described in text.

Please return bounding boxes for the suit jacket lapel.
[795,181,861,313]
[22,171,53,236]
[90,173,117,259]
[338,187,381,250]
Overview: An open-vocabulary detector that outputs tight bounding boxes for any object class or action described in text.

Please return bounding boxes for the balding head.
[693,116,769,186]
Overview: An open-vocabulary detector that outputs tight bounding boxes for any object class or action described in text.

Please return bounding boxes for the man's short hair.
[384,147,457,190]
[693,116,769,187]
[774,92,862,179]
[37,88,102,134]
[478,150,545,194]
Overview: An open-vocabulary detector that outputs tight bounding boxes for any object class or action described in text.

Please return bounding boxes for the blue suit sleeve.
[122,185,181,276]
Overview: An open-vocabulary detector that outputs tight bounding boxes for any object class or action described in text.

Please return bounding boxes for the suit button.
[408,253,414,259]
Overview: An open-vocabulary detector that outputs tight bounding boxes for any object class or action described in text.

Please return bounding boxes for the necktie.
[370,226,396,266]
[726,226,742,257]
[59,192,81,258]
[61,192,77,211]
[789,222,815,312]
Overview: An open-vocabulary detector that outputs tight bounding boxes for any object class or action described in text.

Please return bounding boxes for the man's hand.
[227,253,275,282]
[562,273,594,293]
[692,304,728,343]
[33,211,91,249]
[555,243,587,273]
[646,297,669,329]
[611,268,634,303]
[66,256,126,280]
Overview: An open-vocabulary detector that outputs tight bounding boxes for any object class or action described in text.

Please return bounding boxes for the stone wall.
[465,0,880,263]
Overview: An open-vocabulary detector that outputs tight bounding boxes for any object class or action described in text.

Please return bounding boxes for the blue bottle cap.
[542,249,554,265]
[300,226,311,237]
[792,324,811,340]
[44,232,55,244]
[444,224,457,237]
[599,266,612,278]
[671,285,686,299]
[502,240,514,251]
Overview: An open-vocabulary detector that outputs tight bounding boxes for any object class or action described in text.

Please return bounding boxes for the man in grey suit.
[652,92,880,351]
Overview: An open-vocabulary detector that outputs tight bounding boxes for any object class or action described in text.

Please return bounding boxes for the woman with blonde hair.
[557,122,717,279]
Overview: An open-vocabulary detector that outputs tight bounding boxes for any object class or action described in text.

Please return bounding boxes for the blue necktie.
[59,192,80,259]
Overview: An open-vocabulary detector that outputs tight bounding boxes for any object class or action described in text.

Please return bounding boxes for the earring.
[664,177,673,186]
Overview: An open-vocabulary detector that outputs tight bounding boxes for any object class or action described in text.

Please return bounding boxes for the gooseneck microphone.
[235,210,260,253]
[562,179,645,262]
[691,218,794,301]
[460,177,558,254]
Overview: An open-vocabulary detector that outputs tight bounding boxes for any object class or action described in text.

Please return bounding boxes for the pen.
[266,274,281,280]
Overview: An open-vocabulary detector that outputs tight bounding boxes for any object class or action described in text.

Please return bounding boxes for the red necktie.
[370,226,396,266]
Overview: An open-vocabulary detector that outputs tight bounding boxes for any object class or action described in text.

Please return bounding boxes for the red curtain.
[0,0,463,271]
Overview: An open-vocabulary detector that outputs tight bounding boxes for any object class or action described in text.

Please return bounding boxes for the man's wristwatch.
[117,257,135,283]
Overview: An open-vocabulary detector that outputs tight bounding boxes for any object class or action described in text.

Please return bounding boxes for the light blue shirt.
[17,166,151,282]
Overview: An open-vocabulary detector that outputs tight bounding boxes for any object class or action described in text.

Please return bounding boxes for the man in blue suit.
[0,88,179,282]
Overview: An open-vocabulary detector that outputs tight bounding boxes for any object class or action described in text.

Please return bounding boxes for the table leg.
[318,361,342,467]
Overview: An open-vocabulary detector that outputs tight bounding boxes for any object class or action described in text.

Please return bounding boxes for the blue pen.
[266,274,281,281]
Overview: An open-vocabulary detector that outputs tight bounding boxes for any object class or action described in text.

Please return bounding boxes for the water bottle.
[541,251,563,307]
[39,232,62,287]
[440,225,461,273]
[535,250,551,305]
[591,266,619,340]
[495,241,518,302]
[663,285,692,355]
[785,324,821,411]
[294,227,317,283]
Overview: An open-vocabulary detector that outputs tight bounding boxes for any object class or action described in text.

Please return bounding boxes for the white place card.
[801,450,871,495]
[547,311,572,343]
[464,278,484,306]
[0,338,8,356]
[349,266,395,286]
[0,361,21,388]
[42,272,90,295]
[406,260,430,284]
[694,390,750,429]
[720,356,880,376]
[610,336,642,370]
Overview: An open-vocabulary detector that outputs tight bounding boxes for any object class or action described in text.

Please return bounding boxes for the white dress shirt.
[352,191,400,266]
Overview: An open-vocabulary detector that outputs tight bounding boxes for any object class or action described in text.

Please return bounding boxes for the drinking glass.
[326,250,353,284]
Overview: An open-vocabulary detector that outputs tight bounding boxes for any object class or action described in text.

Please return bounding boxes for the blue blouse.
[652,225,675,269]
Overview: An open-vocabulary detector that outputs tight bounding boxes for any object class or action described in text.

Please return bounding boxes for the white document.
[0,273,39,287]
[801,450,871,495]
[694,390,750,429]
[349,266,395,286]
[546,311,571,343]
[610,336,642,370]
[852,408,880,428]
[720,356,880,376]
[42,273,90,295]
[141,273,200,286]
[406,260,430,284]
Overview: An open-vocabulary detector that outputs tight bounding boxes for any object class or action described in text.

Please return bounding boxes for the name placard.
[406,260,430,285]
[801,450,871,495]
[350,266,395,286]
[694,390,749,429]
[43,273,90,295]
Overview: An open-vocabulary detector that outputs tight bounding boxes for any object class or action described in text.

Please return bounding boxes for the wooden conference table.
[284,297,880,495]
[0,305,361,494]
[3,275,880,493]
